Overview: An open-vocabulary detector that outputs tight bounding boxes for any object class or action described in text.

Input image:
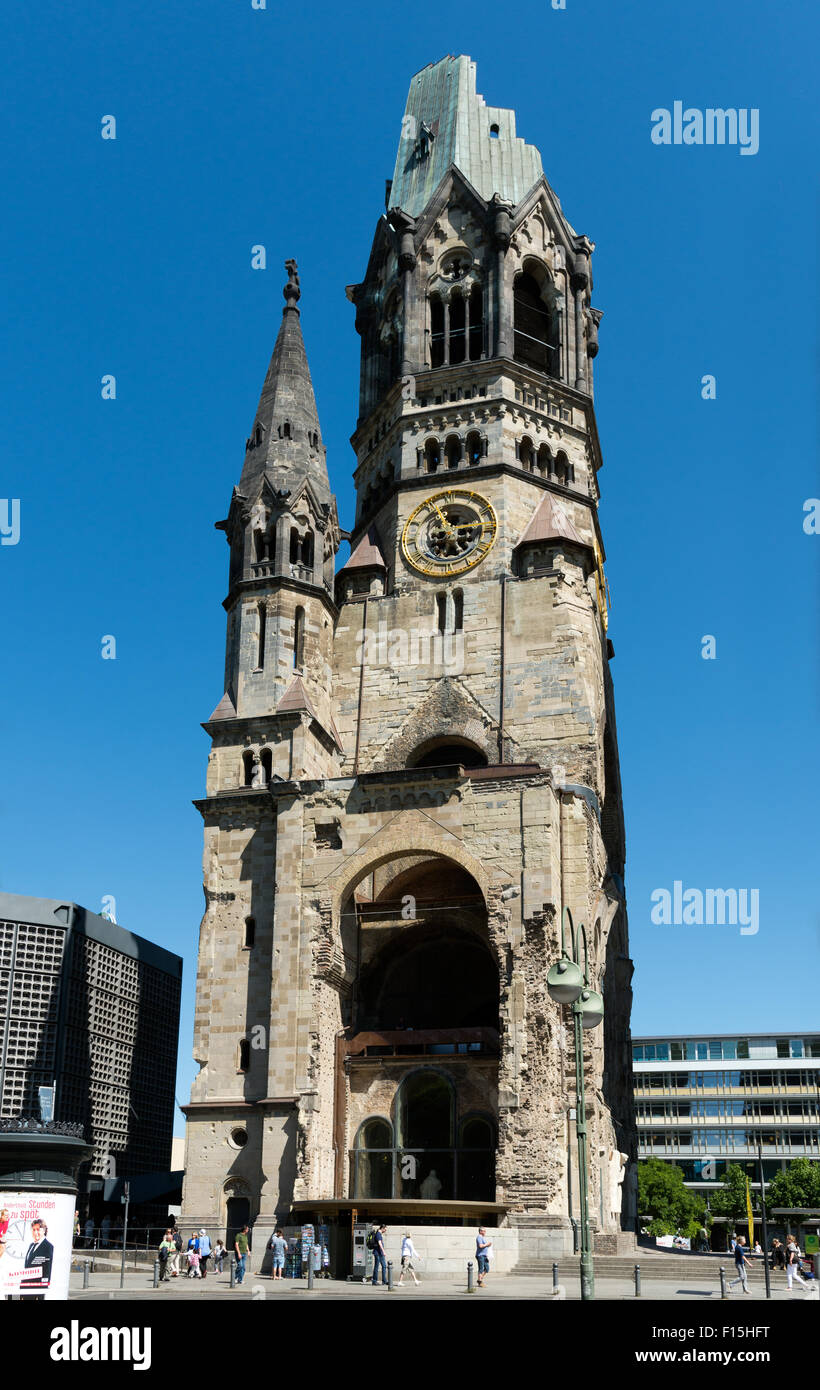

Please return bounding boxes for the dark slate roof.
[208,691,237,721]
[239,262,332,507]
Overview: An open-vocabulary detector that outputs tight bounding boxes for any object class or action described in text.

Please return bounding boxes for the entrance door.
[226,1196,250,1256]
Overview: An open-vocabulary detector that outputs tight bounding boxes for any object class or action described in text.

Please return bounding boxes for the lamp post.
[547,907,604,1301]
[756,1137,771,1299]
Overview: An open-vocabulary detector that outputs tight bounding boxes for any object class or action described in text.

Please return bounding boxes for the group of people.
[158,1227,223,1281]
[367,1226,493,1288]
[728,1233,813,1294]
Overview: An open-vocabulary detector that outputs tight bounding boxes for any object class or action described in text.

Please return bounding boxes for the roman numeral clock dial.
[401,489,498,576]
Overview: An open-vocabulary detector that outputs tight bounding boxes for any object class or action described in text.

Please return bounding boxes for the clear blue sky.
[2,0,817,1133]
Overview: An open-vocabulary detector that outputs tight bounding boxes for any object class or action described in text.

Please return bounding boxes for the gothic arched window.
[293,606,305,670]
[430,295,445,368]
[444,434,461,470]
[260,748,272,783]
[301,531,314,568]
[519,436,535,472]
[424,438,440,473]
[468,286,484,361]
[465,431,482,466]
[242,751,255,787]
[514,270,559,376]
[256,603,266,669]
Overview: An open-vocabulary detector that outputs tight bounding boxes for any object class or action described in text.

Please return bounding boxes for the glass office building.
[633,1033,820,1189]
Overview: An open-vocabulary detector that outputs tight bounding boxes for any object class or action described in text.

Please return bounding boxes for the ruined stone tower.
[182,55,636,1267]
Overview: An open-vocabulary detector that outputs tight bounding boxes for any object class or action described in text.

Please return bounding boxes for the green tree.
[766,1158,820,1213]
[710,1162,753,1224]
[637,1158,706,1239]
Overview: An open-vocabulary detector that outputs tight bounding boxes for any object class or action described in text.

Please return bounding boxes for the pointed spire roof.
[276,674,318,719]
[208,690,237,721]
[515,493,593,555]
[239,261,332,505]
[339,525,387,572]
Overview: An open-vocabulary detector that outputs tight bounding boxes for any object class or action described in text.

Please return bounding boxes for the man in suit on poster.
[20,1218,54,1296]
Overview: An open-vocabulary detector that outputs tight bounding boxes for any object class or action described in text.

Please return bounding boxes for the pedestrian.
[187,1244,202,1278]
[771,1238,787,1275]
[234,1224,250,1284]
[73,1212,80,1245]
[728,1236,752,1294]
[398,1230,421,1286]
[198,1228,211,1279]
[475,1227,493,1286]
[269,1228,287,1281]
[785,1236,808,1291]
[171,1226,182,1277]
[371,1225,388,1286]
[213,1239,226,1274]
[158,1230,174,1283]
[753,1240,762,1256]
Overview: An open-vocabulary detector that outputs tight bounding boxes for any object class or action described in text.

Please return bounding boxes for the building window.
[453,589,463,632]
[238,1039,250,1072]
[436,593,447,633]
[429,288,484,369]
[242,751,255,787]
[424,437,441,473]
[445,434,461,470]
[489,123,499,137]
[465,431,482,466]
[260,748,272,784]
[513,270,559,376]
[230,1128,248,1148]
[244,917,255,948]
[256,603,266,670]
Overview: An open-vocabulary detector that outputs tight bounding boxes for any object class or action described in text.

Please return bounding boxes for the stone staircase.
[513,1247,741,1282]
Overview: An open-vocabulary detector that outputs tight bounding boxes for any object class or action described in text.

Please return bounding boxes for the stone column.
[492,198,512,358]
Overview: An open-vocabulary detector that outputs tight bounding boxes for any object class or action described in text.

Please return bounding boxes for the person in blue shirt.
[371,1225,388,1286]
[476,1228,493,1287]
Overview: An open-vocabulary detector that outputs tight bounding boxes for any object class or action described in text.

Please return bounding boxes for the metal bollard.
[467,1260,474,1292]
[153,1260,159,1288]
[634,1263,641,1297]
[83,1260,90,1289]
[230,1256,236,1288]
[387,1260,394,1291]
[719,1266,727,1300]
[553,1262,559,1291]
[307,1258,314,1289]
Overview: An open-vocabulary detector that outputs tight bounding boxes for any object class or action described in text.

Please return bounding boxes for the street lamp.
[547,907,604,1300]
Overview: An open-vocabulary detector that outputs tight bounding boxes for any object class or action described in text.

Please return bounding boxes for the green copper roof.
[389,56,544,220]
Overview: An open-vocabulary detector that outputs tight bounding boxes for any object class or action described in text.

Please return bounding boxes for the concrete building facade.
[181,56,636,1268]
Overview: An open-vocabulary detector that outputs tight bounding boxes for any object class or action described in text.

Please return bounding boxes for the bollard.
[719,1266,727,1300]
[83,1260,90,1289]
[467,1260,474,1293]
[634,1264,641,1297]
[134,1244,138,1269]
[387,1259,394,1291]
[308,1258,314,1290]
[153,1260,159,1288]
[230,1256,236,1289]
[553,1262,559,1291]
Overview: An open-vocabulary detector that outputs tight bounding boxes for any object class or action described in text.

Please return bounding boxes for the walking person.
[170,1225,182,1277]
[212,1239,226,1274]
[785,1236,808,1291]
[234,1224,250,1284]
[371,1225,388,1286]
[476,1228,493,1287]
[728,1236,752,1294]
[198,1228,211,1279]
[269,1228,287,1281]
[158,1230,174,1283]
[771,1238,787,1279]
[398,1230,421,1286]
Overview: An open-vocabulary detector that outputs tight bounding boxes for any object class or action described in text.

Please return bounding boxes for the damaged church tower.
[182,56,636,1266]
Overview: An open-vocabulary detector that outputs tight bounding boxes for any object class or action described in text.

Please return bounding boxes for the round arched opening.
[408,737,488,770]
[359,924,498,1030]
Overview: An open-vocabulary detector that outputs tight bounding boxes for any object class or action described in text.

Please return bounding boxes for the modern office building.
[0,893,182,1205]
[633,1032,820,1190]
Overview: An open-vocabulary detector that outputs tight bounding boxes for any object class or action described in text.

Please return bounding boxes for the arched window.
[537,443,551,478]
[430,295,445,368]
[289,528,299,564]
[254,530,266,563]
[554,450,573,485]
[449,292,466,364]
[260,748,272,784]
[256,603,266,670]
[352,1117,394,1200]
[444,434,461,470]
[293,606,305,669]
[301,530,314,567]
[436,592,447,633]
[514,270,559,376]
[457,1114,496,1201]
[244,917,256,948]
[242,751,255,787]
[465,431,482,466]
[280,420,292,440]
[424,438,440,473]
[469,286,484,361]
[238,1039,250,1072]
[453,589,463,632]
[519,436,535,472]
[399,1070,454,1148]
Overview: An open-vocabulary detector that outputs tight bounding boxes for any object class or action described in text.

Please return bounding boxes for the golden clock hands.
[431,502,452,530]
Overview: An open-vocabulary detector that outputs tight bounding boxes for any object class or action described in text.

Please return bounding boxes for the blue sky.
[2,0,817,1132]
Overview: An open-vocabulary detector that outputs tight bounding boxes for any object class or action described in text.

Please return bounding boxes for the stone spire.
[239,260,332,505]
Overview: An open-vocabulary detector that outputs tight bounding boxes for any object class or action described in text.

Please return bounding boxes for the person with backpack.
[158,1230,174,1283]
[728,1236,752,1294]
[370,1225,388,1286]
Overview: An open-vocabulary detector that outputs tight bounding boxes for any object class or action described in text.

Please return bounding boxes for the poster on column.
[0,1191,75,1299]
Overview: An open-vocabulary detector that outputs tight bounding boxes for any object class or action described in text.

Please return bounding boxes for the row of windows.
[640,1129,819,1153]
[252,605,305,674]
[251,527,314,570]
[634,1038,820,1062]
[635,1070,820,1092]
[637,1099,819,1119]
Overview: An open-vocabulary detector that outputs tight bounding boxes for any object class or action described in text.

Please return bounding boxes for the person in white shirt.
[398,1230,421,1285]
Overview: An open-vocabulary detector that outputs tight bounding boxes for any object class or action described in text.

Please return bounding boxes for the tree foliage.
[766,1158,820,1212]
[637,1158,707,1238]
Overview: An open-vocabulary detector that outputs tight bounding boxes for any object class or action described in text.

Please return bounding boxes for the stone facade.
[181,55,636,1266]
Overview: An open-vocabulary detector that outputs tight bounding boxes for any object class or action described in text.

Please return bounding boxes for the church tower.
[182,56,635,1267]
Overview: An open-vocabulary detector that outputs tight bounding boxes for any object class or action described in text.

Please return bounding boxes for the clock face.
[402,489,498,576]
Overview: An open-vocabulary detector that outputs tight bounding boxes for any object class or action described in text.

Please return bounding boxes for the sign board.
[37,1087,54,1123]
[804,1233,819,1255]
[0,1191,75,1299]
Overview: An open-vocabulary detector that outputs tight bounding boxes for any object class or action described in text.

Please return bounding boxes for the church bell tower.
[182,56,636,1266]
